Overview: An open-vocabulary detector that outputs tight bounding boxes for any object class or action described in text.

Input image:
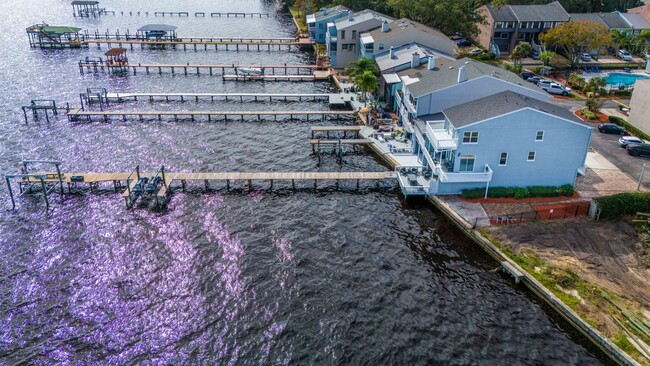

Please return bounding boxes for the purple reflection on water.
[271,230,294,262]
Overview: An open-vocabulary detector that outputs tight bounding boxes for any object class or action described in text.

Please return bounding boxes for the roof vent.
[382,20,389,32]
[348,12,353,21]
[322,7,327,16]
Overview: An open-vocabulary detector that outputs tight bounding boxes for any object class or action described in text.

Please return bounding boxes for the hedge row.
[594,192,650,219]
[461,185,574,199]
[609,116,650,141]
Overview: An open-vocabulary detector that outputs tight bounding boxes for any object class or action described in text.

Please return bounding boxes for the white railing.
[425,120,458,151]
[437,164,493,183]
[395,166,431,195]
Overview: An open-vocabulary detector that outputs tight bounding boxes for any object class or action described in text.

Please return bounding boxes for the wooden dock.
[221,73,329,81]
[66,109,356,122]
[7,169,398,209]
[309,139,372,145]
[310,126,363,139]
[83,92,349,107]
[82,38,313,51]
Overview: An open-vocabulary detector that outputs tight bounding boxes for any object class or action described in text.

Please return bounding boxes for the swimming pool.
[605,72,650,86]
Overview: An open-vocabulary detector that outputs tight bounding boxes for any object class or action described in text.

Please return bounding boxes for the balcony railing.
[425,120,458,151]
[395,166,431,196]
[435,164,493,183]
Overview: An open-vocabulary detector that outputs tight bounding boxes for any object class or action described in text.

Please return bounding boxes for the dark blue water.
[0,0,608,364]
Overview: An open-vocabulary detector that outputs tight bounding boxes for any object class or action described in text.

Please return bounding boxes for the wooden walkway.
[79,62,321,76]
[221,73,329,81]
[82,38,313,51]
[67,109,356,122]
[309,139,372,145]
[95,92,333,103]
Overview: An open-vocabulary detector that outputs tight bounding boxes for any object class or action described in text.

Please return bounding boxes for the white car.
[618,49,633,61]
[619,136,649,147]
[539,81,571,96]
[468,47,483,56]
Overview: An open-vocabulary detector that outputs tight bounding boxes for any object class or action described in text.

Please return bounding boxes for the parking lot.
[589,128,650,189]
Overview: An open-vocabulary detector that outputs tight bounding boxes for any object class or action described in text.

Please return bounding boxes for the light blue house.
[392,57,549,137]
[398,91,592,195]
[306,6,350,44]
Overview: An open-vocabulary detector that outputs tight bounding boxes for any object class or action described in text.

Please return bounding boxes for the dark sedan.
[598,123,628,135]
[627,143,650,157]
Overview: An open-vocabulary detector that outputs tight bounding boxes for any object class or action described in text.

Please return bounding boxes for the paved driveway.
[589,129,650,189]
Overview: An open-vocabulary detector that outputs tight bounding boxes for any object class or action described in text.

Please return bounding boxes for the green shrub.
[513,187,530,199]
[608,115,650,141]
[489,187,515,198]
[582,108,597,120]
[478,52,494,61]
[559,184,574,196]
[461,188,485,199]
[528,186,560,197]
[594,192,650,219]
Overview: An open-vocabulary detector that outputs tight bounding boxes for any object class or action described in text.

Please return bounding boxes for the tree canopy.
[540,20,611,67]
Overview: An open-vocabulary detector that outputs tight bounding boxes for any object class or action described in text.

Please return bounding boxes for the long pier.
[79,61,323,76]
[98,10,271,17]
[82,30,296,43]
[5,167,397,209]
[82,38,313,51]
[82,92,350,106]
[67,109,356,122]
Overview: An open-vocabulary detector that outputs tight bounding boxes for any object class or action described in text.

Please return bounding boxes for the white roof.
[360,35,374,44]
[383,73,401,84]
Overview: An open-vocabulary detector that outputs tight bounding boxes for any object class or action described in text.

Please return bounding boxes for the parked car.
[520,71,535,80]
[642,50,650,60]
[598,123,628,135]
[581,53,591,62]
[529,50,540,60]
[617,49,633,61]
[456,39,471,47]
[536,79,552,89]
[528,76,544,84]
[619,136,647,147]
[450,33,462,41]
[468,47,483,55]
[544,83,571,96]
[627,143,650,157]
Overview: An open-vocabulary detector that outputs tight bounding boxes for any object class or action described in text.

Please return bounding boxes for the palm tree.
[354,70,379,103]
[540,50,556,66]
[346,56,379,78]
[611,29,633,51]
[634,30,650,53]
[510,42,532,70]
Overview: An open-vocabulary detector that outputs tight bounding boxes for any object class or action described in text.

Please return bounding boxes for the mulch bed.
[464,192,582,204]
[574,109,609,123]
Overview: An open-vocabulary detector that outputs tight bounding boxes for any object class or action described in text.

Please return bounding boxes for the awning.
[105,48,127,56]
[71,1,99,5]
[360,35,373,44]
[138,24,178,32]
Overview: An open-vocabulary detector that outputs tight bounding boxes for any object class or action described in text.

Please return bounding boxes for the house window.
[348,43,355,52]
[459,155,475,172]
[378,43,384,50]
[319,23,324,29]
[499,152,508,166]
[352,30,356,39]
[536,131,544,141]
[499,33,509,39]
[342,44,348,51]
[527,151,536,161]
[462,131,479,144]
[341,30,346,40]
[495,21,504,28]
[517,33,525,40]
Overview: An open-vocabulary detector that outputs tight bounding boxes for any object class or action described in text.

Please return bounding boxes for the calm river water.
[0,0,610,364]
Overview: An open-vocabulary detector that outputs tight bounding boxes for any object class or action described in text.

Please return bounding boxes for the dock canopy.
[137,24,178,32]
[104,47,127,56]
[71,0,99,4]
[137,24,178,41]
[41,26,82,35]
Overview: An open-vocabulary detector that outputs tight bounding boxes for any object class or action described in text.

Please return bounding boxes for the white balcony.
[396,166,432,196]
[435,164,493,183]
[426,120,458,151]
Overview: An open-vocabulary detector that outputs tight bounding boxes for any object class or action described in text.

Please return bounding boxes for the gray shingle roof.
[569,13,609,27]
[138,24,178,32]
[621,13,650,30]
[509,1,569,22]
[397,57,544,98]
[442,90,585,128]
[310,5,350,22]
[334,9,394,30]
[485,4,517,22]
[599,12,632,29]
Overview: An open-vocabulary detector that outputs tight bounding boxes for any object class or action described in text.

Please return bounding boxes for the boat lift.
[4,160,65,210]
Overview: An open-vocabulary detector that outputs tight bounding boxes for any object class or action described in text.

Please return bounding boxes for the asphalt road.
[588,129,650,189]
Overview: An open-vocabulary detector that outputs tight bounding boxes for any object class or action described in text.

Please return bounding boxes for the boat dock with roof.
[66,109,355,122]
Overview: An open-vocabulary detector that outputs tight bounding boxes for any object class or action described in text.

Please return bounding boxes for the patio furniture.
[583,67,591,73]
[591,66,598,73]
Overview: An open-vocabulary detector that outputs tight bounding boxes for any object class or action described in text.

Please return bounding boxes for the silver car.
[619,136,648,147]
